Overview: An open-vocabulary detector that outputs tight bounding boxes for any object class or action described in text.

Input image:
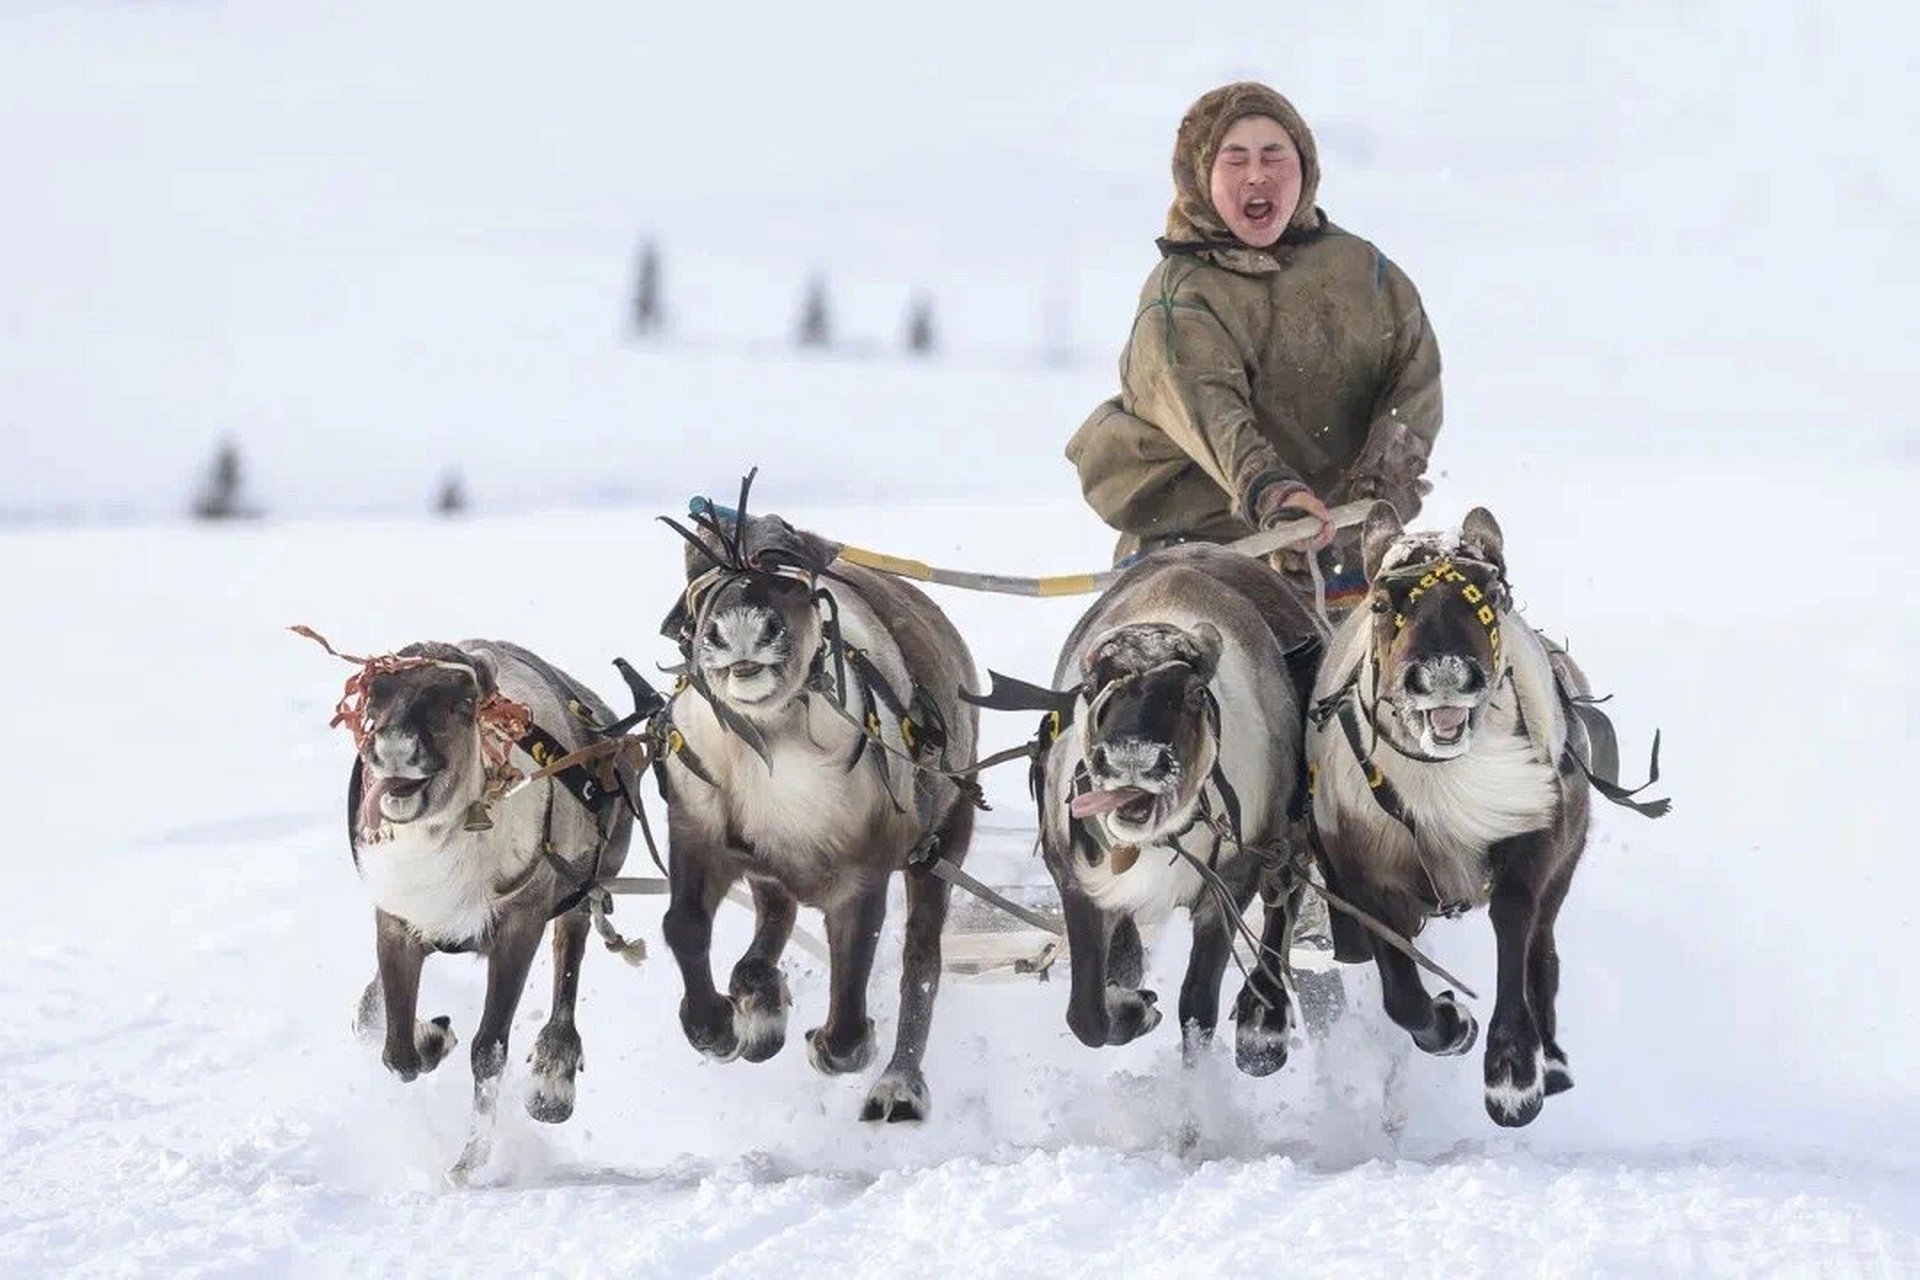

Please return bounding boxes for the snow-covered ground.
[4,0,1918,1274]
[4,450,1918,1275]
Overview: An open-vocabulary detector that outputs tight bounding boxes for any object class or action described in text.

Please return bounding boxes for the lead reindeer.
[653,483,979,1123]
[323,635,639,1178]
[1305,504,1665,1126]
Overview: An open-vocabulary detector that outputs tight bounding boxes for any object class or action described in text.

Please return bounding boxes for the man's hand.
[1255,484,1334,575]
[1256,484,1335,547]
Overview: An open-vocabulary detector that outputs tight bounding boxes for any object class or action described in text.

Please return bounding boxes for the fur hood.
[1164,81,1323,272]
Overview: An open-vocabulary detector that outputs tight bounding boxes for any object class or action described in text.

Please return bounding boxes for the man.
[1068,81,1442,608]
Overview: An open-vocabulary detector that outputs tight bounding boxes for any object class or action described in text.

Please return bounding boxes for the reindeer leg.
[1062,888,1160,1048]
[662,835,741,1062]
[1484,851,1547,1128]
[807,883,886,1075]
[1372,931,1477,1058]
[1061,887,1109,1046]
[859,867,946,1121]
[729,877,797,1063]
[1532,778,1588,1101]
[1179,905,1235,1065]
[1233,883,1298,1076]
[1531,858,1578,1097]
[861,804,973,1122]
[526,905,590,1123]
[1109,916,1145,988]
[448,909,544,1183]
[374,910,456,1081]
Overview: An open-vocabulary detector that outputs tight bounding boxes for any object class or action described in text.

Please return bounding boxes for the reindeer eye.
[1370,594,1391,615]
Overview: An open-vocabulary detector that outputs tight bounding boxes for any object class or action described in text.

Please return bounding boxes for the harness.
[1308,550,1670,916]
[653,479,984,866]
[967,657,1249,876]
[969,648,1483,1005]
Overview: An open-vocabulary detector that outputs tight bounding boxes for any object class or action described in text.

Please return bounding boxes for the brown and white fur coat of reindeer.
[655,504,978,1123]
[1034,544,1318,1072]
[1307,504,1599,1127]
[343,639,636,1177]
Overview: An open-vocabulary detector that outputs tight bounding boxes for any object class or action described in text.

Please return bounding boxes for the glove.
[1339,420,1432,521]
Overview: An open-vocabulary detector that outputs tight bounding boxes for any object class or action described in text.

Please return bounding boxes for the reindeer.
[653,489,978,1123]
[1022,544,1319,1072]
[332,637,639,1177]
[1304,504,1654,1126]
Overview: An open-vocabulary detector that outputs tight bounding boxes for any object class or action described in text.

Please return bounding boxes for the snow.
[5,456,1918,1274]
[4,1,1918,1274]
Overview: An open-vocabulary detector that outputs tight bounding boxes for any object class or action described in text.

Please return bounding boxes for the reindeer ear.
[1187,623,1224,682]
[1461,507,1506,571]
[1361,501,1404,581]
[467,656,498,698]
[790,528,844,576]
[1081,629,1116,678]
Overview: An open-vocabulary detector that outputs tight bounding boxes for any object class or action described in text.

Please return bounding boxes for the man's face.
[1208,114,1301,248]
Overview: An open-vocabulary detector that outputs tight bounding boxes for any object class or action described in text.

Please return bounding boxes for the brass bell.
[463,801,494,832]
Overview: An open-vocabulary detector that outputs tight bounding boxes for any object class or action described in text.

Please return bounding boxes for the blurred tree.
[795,275,832,349]
[435,470,467,516]
[904,291,936,356]
[190,438,255,520]
[633,239,663,335]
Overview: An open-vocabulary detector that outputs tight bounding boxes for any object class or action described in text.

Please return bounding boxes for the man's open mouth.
[1426,705,1471,746]
[1243,197,1275,223]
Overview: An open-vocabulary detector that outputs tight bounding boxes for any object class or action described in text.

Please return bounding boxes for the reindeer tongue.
[1429,706,1470,736]
[358,776,396,841]
[357,774,426,841]
[1070,787,1151,819]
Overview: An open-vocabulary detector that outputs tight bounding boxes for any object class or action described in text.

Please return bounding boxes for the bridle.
[1305,547,1521,913]
[293,625,533,811]
[1325,549,1514,765]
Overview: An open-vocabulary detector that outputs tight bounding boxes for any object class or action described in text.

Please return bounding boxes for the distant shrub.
[436,470,467,516]
[905,292,935,356]
[795,275,832,349]
[633,239,663,335]
[191,438,258,520]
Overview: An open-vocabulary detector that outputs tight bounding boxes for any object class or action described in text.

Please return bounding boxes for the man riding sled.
[1067,81,1442,613]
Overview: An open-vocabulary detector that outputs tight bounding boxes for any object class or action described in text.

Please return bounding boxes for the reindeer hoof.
[384,1016,456,1082]
[806,1019,876,1076]
[526,1024,583,1124]
[1484,1032,1546,1128]
[1233,983,1293,1077]
[1536,1043,1566,1097]
[860,1067,930,1123]
[679,995,742,1062]
[1415,991,1478,1057]
[729,960,791,1063]
[1104,986,1161,1045]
